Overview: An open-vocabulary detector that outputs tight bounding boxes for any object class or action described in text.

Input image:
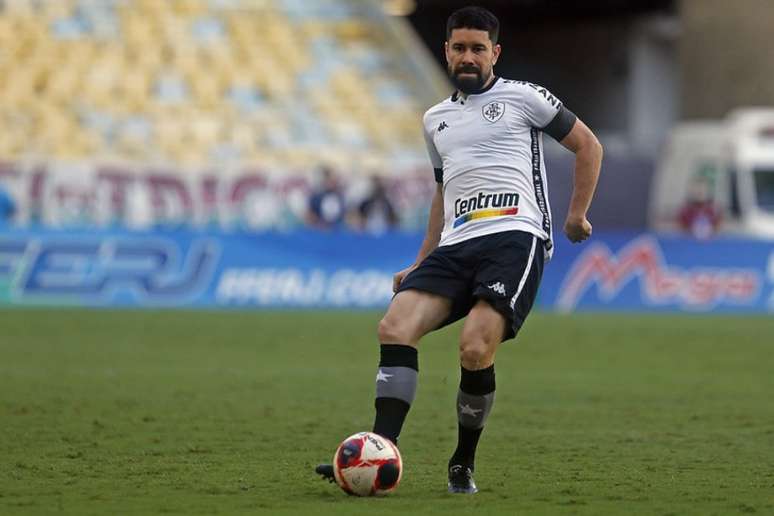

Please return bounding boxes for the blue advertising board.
[0,228,772,312]
[542,233,773,313]
[0,228,420,308]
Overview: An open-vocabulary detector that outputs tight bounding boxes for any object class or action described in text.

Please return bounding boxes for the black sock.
[450,364,495,469]
[372,344,418,445]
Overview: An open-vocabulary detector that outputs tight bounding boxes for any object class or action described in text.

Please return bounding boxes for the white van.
[650,108,774,238]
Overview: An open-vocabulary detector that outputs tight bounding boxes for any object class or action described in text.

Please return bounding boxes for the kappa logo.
[437,121,449,132]
[482,101,505,122]
[488,282,506,296]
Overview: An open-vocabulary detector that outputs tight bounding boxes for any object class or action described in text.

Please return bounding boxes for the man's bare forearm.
[413,184,444,265]
[567,140,603,221]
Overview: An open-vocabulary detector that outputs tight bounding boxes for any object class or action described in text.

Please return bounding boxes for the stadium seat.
[0,0,436,169]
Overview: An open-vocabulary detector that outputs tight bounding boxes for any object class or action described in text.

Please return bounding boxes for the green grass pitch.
[1,309,773,515]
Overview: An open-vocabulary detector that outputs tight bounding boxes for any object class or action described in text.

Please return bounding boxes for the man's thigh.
[395,241,477,334]
[380,289,453,345]
[460,298,508,349]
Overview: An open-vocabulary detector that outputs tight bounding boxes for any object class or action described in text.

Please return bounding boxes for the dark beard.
[449,66,487,94]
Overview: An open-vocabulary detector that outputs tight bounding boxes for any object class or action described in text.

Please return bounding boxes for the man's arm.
[414,183,444,262]
[558,119,603,243]
[392,183,444,292]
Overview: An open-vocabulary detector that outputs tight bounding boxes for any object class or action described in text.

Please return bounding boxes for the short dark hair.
[446,6,499,44]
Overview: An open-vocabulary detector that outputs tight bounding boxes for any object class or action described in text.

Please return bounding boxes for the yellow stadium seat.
[0,0,430,168]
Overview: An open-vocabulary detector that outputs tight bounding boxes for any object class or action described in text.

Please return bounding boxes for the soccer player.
[317,6,602,494]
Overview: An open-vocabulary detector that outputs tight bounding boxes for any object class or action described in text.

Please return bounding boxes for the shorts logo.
[453,192,519,228]
[482,101,505,123]
[487,282,506,296]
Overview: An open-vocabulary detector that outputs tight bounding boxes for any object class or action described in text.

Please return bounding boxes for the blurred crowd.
[0,165,732,238]
[306,167,398,233]
[0,164,730,239]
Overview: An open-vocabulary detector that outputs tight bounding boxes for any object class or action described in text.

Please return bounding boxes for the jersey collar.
[451,76,500,102]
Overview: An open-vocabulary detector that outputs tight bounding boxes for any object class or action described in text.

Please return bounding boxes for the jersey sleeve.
[422,120,444,183]
[521,84,577,141]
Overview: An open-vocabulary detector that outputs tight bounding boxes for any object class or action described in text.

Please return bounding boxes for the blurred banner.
[0,228,418,308]
[544,233,772,313]
[1,228,772,313]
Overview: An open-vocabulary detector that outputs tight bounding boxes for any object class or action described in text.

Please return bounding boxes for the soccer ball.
[332,431,402,496]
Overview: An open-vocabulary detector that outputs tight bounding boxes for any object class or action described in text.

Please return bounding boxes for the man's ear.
[492,43,501,65]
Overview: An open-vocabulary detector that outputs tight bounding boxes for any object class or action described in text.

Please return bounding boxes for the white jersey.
[422,77,576,260]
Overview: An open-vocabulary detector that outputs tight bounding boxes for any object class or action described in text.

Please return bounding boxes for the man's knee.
[459,332,496,370]
[377,314,413,345]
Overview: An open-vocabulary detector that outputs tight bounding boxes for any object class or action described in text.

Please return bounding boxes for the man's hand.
[564,214,592,243]
[393,264,418,293]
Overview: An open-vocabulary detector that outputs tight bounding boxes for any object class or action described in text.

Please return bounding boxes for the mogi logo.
[482,101,505,122]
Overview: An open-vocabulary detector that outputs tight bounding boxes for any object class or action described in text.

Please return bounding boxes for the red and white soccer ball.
[332,431,402,496]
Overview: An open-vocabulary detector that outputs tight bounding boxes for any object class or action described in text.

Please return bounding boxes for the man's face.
[445,28,501,94]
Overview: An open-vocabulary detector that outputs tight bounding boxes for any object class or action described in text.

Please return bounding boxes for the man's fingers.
[392,272,406,293]
[565,219,592,243]
[566,228,590,243]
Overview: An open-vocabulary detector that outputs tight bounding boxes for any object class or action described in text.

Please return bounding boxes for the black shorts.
[396,230,544,341]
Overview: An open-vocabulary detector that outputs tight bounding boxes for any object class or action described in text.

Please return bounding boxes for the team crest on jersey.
[482,101,505,123]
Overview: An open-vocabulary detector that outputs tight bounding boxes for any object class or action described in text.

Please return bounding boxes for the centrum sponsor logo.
[453,192,519,228]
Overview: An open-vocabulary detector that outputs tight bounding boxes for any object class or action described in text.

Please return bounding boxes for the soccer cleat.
[447,464,478,494]
[315,463,336,484]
